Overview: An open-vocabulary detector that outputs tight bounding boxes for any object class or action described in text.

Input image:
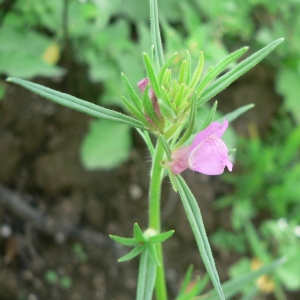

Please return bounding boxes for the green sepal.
[197,46,249,96]
[143,52,161,97]
[158,52,178,84]
[118,244,145,262]
[109,235,138,247]
[198,38,284,106]
[199,100,218,131]
[190,51,204,91]
[159,135,172,161]
[134,223,147,243]
[148,230,175,244]
[148,243,161,266]
[162,68,172,91]
[121,72,143,112]
[7,77,148,131]
[175,95,197,149]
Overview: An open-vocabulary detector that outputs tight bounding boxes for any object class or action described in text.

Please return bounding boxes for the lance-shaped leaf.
[134,223,147,243]
[7,77,148,130]
[158,52,178,84]
[143,52,161,97]
[175,95,197,149]
[121,72,143,112]
[121,96,150,127]
[148,243,160,266]
[109,235,137,247]
[178,60,188,85]
[204,257,286,300]
[197,46,248,96]
[136,129,155,157]
[143,85,163,131]
[136,246,157,300]
[118,244,145,262]
[185,50,192,84]
[148,230,174,244]
[198,38,284,106]
[199,101,218,131]
[215,103,254,123]
[175,175,225,300]
[190,51,204,91]
[159,135,172,161]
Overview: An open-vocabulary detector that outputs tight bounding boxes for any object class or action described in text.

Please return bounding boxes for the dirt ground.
[0,64,296,300]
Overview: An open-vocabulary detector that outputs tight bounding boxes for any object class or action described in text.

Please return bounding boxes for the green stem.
[149,139,168,300]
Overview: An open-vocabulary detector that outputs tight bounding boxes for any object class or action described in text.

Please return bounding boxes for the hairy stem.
[149,139,168,300]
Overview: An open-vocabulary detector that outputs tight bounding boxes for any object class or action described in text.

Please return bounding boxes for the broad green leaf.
[7,77,148,130]
[204,258,286,300]
[175,175,225,300]
[81,119,131,170]
[198,38,284,106]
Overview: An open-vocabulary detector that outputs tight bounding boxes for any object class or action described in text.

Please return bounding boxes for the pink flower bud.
[168,120,233,175]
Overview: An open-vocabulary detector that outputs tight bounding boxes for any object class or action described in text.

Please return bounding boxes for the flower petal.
[188,136,232,175]
[190,120,228,152]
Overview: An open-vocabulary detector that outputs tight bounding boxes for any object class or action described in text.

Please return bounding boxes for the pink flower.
[168,120,233,175]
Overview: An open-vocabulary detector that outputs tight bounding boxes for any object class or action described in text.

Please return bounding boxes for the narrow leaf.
[198,38,284,106]
[118,245,145,262]
[178,60,187,84]
[185,50,192,84]
[197,46,248,96]
[148,243,161,266]
[143,53,161,97]
[7,77,148,130]
[204,257,286,300]
[121,96,149,127]
[149,230,175,243]
[121,72,143,112]
[177,265,194,297]
[159,135,172,161]
[158,52,178,84]
[134,223,146,243]
[149,0,164,69]
[175,175,225,300]
[199,101,218,131]
[109,235,137,247]
[136,129,155,157]
[190,51,204,91]
[215,103,254,123]
[175,95,197,149]
[136,247,157,300]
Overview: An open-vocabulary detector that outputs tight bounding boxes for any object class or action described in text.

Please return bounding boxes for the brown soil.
[0,65,291,300]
